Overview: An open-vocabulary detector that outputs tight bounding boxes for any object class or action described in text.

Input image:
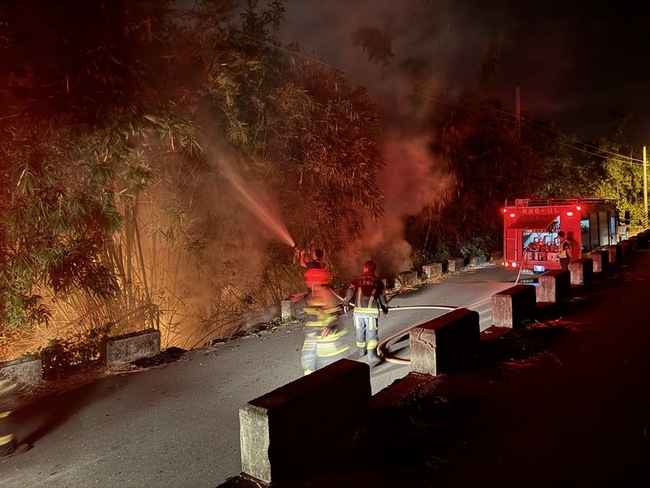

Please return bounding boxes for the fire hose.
[328,261,525,366]
[330,286,464,365]
[294,241,524,365]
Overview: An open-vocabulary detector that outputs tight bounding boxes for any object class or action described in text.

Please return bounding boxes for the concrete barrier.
[281,293,307,321]
[104,329,161,366]
[537,269,571,303]
[447,257,465,272]
[239,359,371,484]
[588,250,609,274]
[639,230,650,249]
[422,262,443,279]
[492,284,536,329]
[607,245,618,265]
[0,355,42,390]
[396,270,418,286]
[617,240,629,259]
[3,329,162,385]
[469,256,487,267]
[410,307,480,376]
[568,258,593,285]
[629,235,638,251]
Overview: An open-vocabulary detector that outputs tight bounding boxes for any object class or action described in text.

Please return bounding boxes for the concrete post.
[568,258,593,285]
[410,308,480,376]
[492,284,537,329]
[239,359,371,484]
[537,269,571,303]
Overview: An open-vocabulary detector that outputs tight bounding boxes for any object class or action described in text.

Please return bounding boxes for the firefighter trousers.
[301,327,350,375]
[353,315,379,356]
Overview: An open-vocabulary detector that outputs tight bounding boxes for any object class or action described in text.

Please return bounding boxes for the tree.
[198,0,385,273]
[593,122,645,232]
[0,0,206,357]
[0,0,389,360]
[403,95,538,264]
[352,25,394,66]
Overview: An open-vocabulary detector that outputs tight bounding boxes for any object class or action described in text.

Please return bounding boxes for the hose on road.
[377,260,526,365]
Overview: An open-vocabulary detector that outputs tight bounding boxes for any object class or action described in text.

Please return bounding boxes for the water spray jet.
[215,152,295,248]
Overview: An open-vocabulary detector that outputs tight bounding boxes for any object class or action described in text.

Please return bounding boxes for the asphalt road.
[1,263,525,488]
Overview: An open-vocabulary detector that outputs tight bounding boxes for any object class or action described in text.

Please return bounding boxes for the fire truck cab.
[502,198,618,272]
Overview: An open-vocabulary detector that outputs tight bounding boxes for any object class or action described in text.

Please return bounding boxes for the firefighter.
[557,230,572,269]
[528,237,541,260]
[295,246,328,298]
[566,230,579,261]
[300,265,349,375]
[538,237,548,261]
[0,379,18,457]
[343,260,389,367]
[298,247,325,270]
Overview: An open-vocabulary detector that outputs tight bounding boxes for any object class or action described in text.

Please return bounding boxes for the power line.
[522,116,643,165]
[236,29,645,168]
[556,135,642,167]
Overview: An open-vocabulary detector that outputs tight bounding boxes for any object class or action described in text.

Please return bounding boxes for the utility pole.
[643,146,648,230]
[515,86,521,139]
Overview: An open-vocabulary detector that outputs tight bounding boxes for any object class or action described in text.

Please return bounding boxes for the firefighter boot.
[358,347,367,357]
[0,433,17,458]
[367,349,382,368]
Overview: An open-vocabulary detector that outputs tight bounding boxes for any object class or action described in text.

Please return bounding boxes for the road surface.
[1,263,523,488]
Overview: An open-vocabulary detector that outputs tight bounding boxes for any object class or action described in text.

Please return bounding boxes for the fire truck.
[502,198,619,272]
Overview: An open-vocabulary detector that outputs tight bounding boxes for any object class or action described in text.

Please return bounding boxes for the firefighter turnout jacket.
[300,265,349,375]
[344,270,389,316]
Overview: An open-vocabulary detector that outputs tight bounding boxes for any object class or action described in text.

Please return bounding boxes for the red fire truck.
[502,198,619,272]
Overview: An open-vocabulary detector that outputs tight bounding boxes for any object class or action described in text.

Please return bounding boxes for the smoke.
[337,130,454,277]
[275,0,478,274]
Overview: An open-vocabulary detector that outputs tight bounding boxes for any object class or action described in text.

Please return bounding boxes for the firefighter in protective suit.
[343,260,389,367]
[0,379,18,457]
[300,258,349,375]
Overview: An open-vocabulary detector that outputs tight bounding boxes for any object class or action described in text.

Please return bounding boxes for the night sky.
[273,0,650,146]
